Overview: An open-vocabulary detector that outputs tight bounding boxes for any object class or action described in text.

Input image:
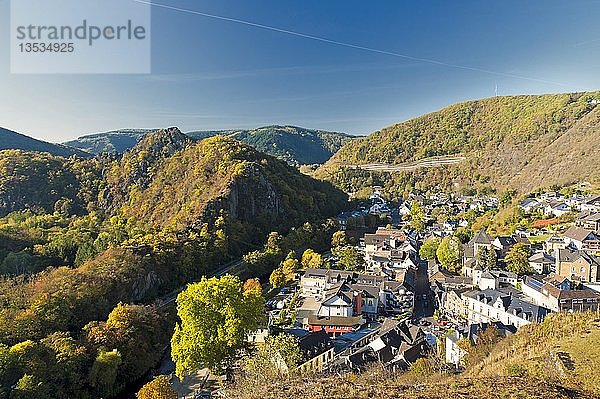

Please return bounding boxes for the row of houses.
[437,270,600,329]
[251,315,428,375]
[442,270,600,369]
[520,193,600,217]
[434,224,600,331]
[435,268,546,329]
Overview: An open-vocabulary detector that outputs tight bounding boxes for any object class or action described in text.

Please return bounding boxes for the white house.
[545,202,571,217]
[445,330,466,368]
[563,226,600,253]
[463,289,549,329]
[318,288,354,317]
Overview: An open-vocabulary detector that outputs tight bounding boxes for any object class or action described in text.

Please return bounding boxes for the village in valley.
[255,186,600,376]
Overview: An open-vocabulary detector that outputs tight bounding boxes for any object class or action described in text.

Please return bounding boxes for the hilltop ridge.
[0,127,91,158]
[64,125,352,166]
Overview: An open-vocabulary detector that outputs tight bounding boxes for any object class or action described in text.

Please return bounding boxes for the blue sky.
[1,0,600,142]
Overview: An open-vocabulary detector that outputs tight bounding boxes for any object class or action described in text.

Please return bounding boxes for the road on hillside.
[348,156,465,172]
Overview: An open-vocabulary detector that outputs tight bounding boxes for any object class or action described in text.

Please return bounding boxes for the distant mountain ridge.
[63,129,156,154]
[65,125,352,166]
[0,127,91,158]
[188,125,352,165]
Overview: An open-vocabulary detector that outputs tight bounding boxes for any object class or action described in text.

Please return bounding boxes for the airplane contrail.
[133,0,566,87]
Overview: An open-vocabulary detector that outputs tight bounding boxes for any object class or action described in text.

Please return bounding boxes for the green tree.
[281,258,300,281]
[269,267,287,289]
[0,344,19,394]
[331,246,364,271]
[136,376,177,399]
[265,232,283,255]
[454,227,473,244]
[171,275,265,376]
[11,374,52,399]
[301,249,323,269]
[243,250,278,277]
[410,201,426,233]
[499,190,516,206]
[41,332,91,397]
[419,237,441,261]
[331,231,347,247]
[505,243,532,275]
[476,246,497,270]
[88,349,122,398]
[74,239,96,266]
[85,303,168,385]
[242,333,302,379]
[436,236,462,273]
[0,251,31,276]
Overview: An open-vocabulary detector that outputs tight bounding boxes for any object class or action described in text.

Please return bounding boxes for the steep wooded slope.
[188,125,352,166]
[105,128,348,230]
[0,150,101,217]
[317,92,600,195]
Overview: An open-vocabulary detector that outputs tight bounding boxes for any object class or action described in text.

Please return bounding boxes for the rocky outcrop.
[99,127,191,212]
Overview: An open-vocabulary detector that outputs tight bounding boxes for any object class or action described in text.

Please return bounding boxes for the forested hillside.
[188,125,352,166]
[0,150,102,217]
[0,127,90,158]
[316,92,600,197]
[0,129,348,399]
[63,129,154,154]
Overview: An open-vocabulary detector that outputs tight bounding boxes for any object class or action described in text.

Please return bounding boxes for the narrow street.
[413,257,434,320]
